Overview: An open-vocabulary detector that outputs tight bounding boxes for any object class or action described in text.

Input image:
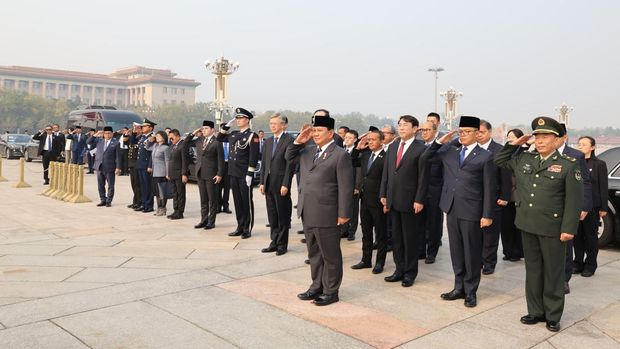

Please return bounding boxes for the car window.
[7,135,31,143]
[598,147,620,176]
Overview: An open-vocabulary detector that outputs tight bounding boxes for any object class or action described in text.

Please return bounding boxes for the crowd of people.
[30,108,608,332]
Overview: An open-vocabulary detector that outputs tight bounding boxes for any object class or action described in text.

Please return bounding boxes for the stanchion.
[61,164,76,201]
[47,162,60,197]
[68,165,91,203]
[0,157,7,182]
[52,162,67,200]
[12,158,31,188]
[42,161,55,196]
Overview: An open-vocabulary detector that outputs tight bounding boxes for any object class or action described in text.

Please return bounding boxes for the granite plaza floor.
[0,160,619,349]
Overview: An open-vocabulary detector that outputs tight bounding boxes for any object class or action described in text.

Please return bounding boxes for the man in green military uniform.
[494,116,583,332]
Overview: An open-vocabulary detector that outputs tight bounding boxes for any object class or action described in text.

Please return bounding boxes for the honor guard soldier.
[216,107,260,239]
[135,118,157,213]
[495,116,583,332]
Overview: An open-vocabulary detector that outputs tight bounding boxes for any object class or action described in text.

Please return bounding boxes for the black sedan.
[0,134,30,159]
[597,146,620,247]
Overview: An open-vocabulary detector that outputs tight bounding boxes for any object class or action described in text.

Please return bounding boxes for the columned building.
[0,65,200,107]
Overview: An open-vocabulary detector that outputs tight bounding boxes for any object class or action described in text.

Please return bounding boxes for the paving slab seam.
[52,246,77,256]
[1,237,57,246]
[115,257,134,268]
[584,318,620,345]
[63,267,194,285]
[60,267,87,282]
[144,299,242,348]
[184,249,196,259]
[48,319,94,349]
[212,263,309,281]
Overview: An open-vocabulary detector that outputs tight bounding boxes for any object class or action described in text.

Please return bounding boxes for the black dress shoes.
[228,230,242,237]
[425,256,436,264]
[297,230,304,235]
[222,207,232,214]
[546,321,561,332]
[482,266,495,275]
[276,248,287,256]
[581,270,594,277]
[105,202,111,207]
[142,208,154,213]
[384,273,404,282]
[502,256,510,261]
[127,204,135,209]
[96,202,106,207]
[297,289,322,301]
[261,246,277,253]
[304,259,310,265]
[300,238,306,244]
[564,282,570,294]
[194,222,207,229]
[347,235,355,241]
[169,214,183,220]
[313,293,339,306]
[520,314,546,325]
[133,206,145,211]
[372,265,384,274]
[204,223,215,230]
[401,277,414,287]
[351,262,372,270]
[464,294,477,308]
[440,289,466,301]
[241,232,251,239]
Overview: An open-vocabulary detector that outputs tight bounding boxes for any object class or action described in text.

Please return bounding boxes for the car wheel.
[24,151,32,162]
[4,148,10,160]
[598,212,615,248]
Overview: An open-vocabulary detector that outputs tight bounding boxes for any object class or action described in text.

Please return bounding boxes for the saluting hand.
[510,134,532,146]
[480,217,493,228]
[295,124,313,144]
[438,130,457,144]
[560,233,574,242]
[356,134,369,150]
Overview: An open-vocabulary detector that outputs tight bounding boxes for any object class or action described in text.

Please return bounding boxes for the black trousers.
[360,200,387,266]
[230,175,254,233]
[482,210,502,269]
[197,177,218,224]
[500,202,523,259]
[341,194,359,237]
[170,178,186,215]
[96,170,116,203]
[218,162,231,209]
[87,153,95,172]
[390,209,421,280]
[129,166,141,206]
[447,214,483,295]
[265,180,292,249]
[420,202,443,258]
[304,224,343,295]
[118,149,129,174]
[573,210,599,273]
[137,169,153,210]
[41,151,57,182]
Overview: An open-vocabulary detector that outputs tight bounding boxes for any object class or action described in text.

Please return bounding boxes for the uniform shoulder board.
[561,154,577,162]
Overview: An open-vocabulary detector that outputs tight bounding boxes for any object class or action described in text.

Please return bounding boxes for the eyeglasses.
[419,128,432,132]
[45,129,52,131]
[458,129,475,135]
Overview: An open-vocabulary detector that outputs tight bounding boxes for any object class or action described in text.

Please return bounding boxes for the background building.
[0,65,200,107]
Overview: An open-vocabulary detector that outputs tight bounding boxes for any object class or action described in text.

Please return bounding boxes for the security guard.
[494,116,583,333]
[216,107,260,238]
[135,118,157,213]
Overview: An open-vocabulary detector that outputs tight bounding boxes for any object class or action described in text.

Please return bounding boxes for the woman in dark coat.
[574,136,608,276]
[500,128,525,262]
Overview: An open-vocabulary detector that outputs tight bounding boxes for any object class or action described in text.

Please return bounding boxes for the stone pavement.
[0,160,619,349]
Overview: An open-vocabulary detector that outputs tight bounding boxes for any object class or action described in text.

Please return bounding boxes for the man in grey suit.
[423,116,496,308]
[186,120,225,230]
[286,110,353,306]
[87,126,122,207]
[260,113,296,255]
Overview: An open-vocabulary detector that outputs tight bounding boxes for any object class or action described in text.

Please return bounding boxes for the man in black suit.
[380,115,429,288]
[351,127,388,274]
[287,110,353,306]
[87,126,122,207]
[166,129,189,220]
[117,127,130,175]
[419,121,444,264]
[557,124,592,294]
[341,129,360,240]
[32,125,64,185]
[423,116,496,308]
[187,120,225,230]
[259,113,296,255]
[477,120,513,275]
[125,124,142,209]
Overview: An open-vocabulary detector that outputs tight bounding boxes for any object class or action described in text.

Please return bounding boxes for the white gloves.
[245,175,253,187]
[225,118,236,128]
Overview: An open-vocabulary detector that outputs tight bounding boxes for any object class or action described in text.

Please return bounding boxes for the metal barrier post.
[12,158,31,188]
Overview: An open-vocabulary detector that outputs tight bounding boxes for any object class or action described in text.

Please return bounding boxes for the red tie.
[396,141,405,167]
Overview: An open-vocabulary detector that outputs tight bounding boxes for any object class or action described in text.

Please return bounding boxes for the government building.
[0,65,201,107]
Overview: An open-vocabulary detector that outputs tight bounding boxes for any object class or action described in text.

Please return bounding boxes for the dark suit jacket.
[562,145,593,212]
[353,149,386,208]
[66,133,88,153]
[423,141,496,221]
[168,139,189,179]
[33,131,63,157]
[259,133,295,190]
[87,137,121,172]
[285,141,353,227]
[186,134,224,180]
[487,140,514,209]
[380,139,429,212]
[587,156,608,211]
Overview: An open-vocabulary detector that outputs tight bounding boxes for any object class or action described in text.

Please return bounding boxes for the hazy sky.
[1,0,618,128]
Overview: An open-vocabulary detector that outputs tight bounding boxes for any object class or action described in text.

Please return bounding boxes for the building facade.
[0,65,200,107]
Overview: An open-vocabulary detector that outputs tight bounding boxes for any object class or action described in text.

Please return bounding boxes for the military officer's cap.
[459,116,480,129]
[142,118,157,127]
[202,120,215,128]
[103,126,113,132]
[560,123,568,135]
[313,115,335,130]
[531,117,564,137]
[235,107,254,119]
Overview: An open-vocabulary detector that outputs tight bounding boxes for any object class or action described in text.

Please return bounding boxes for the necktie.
[272,137,279,158]
[367,153,375,171]
[104,140,109,152]
[459,146,467,166]
[77,134,80,142]
[395,142,405,167]
[47,135,52,150]
[313,147,322,163]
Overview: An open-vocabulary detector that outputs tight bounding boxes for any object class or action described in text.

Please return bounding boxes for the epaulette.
[560,154,577,162]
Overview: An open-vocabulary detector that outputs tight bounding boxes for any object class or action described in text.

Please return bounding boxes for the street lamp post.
[204,56,239,124]
[428,67,444,112]
[440,87,463,130]
[555,103,573,126]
